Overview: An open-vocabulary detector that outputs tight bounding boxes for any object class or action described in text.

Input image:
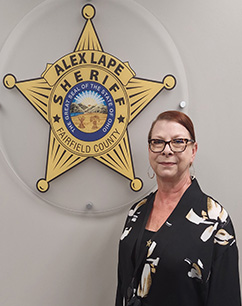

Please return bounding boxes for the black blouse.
[116,179,241,306]
[141,230,155,252]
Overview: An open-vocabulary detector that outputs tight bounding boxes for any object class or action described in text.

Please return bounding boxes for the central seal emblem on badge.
[3,4,176,193]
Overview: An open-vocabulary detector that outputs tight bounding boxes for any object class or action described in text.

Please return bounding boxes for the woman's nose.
[162,143,173,155]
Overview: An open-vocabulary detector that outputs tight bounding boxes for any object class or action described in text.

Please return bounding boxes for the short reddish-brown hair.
[148,110,196,141]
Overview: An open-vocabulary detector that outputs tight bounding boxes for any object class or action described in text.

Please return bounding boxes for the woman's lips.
[160,162,176,166]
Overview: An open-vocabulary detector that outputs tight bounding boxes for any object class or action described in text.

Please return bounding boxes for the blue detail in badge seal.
[62,81,116,141]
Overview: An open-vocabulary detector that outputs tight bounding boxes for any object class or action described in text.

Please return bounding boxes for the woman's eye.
[173,139,184,144]
[153,139,164,144]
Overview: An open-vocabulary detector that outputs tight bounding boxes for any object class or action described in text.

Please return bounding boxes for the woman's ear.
[191,142,198,162]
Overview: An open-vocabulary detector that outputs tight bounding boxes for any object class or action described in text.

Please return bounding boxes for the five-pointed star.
[146,239,152,248]
[3,4,175,193]
[53,114,61,122]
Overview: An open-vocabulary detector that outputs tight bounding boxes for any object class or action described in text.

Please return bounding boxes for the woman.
[116,110,241,306]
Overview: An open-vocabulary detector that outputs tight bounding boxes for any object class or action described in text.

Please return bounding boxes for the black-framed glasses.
[148,138,195,153]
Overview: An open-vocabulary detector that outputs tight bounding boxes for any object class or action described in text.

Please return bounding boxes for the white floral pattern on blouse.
[186,197,234,245]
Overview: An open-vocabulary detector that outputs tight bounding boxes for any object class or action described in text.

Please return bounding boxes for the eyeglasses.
[148,138,195,153]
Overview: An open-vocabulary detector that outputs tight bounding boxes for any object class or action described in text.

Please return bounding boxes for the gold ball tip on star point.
[37,179,49,192]
[163,75,176,90]
[4,74,16,89]
[82,4,95,20]
[130,178,143,191]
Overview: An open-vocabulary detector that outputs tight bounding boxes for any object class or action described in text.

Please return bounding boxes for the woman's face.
[148,120,197,183]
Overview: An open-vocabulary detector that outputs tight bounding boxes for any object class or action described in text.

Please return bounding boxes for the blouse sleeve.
[115,237,127,306]
[206,218,241,306]
[115,212,131,306]
[115,264,124,306]
[115,194,153,306]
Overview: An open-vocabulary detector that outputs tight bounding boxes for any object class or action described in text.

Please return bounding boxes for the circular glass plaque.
[0,0,188,213]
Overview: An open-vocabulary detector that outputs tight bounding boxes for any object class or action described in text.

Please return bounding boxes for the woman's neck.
[155,174,192,206]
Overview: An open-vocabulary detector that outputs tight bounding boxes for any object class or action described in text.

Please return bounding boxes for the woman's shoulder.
[187,185,235,246]
[203,196,237,257]
[201,188,231,225]
[128,191,155,216]
[192,179,229,217]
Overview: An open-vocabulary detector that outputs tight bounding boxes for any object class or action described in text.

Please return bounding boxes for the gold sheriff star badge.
[3,4,176,193]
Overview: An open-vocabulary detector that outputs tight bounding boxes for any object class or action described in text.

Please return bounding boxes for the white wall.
[0,0,242,305]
